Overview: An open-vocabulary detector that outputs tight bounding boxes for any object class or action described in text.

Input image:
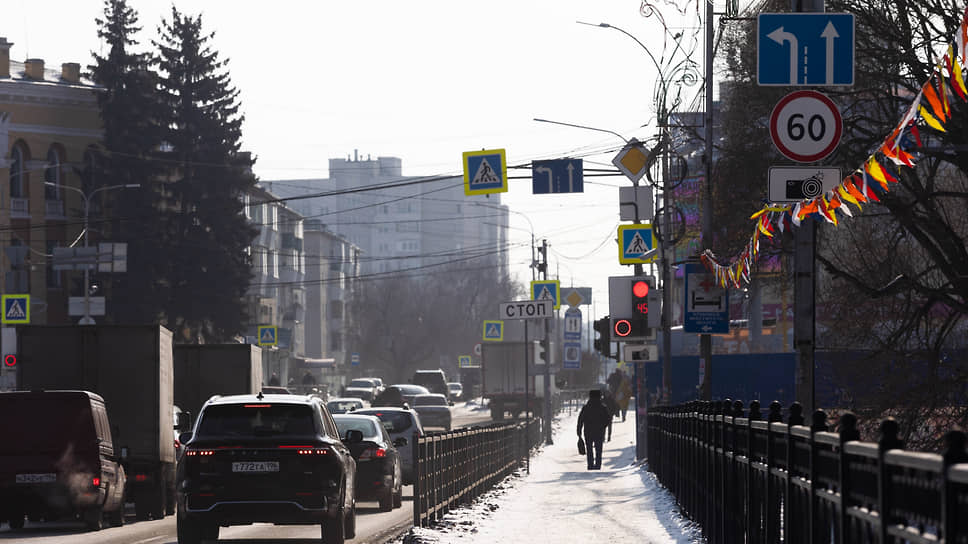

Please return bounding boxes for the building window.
[272,251,278,278]
[9,145,25,198]
[45,147,61,200]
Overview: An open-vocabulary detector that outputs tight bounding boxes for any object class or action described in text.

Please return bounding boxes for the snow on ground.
[393,408,705,544]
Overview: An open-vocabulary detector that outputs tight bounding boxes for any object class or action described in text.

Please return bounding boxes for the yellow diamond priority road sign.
[611,138,650,184]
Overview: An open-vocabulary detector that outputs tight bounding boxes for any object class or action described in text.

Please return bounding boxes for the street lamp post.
[48,182,140,325]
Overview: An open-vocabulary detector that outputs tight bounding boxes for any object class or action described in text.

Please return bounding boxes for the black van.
[0,390,127,530]
[411,369,448,397]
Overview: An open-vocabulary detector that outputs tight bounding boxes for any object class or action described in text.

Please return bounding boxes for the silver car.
[353,407,424,484]
[411,394,452,431]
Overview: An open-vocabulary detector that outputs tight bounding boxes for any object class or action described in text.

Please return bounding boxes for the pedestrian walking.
[577,389,611,470]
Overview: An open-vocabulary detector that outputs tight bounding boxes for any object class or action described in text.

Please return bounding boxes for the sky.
[5,0,716,316]
[390,407,703,544]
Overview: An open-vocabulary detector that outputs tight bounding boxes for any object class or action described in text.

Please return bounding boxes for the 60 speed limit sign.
[770,90,842,163]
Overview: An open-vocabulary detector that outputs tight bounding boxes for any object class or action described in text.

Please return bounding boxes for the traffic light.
[533,341,547,364]
[593,317,611,357]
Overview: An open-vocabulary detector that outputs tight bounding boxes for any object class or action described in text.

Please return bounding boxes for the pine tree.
[89,0,169,326]
[153,7,257,342]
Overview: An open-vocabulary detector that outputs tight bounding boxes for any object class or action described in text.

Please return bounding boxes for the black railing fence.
[647,400,968,543]
[413,418,542,527]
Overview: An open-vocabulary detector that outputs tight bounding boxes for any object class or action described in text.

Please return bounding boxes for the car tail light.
[185,449,215,457]
[359,447,386,460]
[135,474,149,482]
[293,447,329,455]
[92,477,101,487]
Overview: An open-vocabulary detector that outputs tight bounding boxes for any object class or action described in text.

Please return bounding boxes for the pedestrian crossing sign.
[530,280,561,310]
[617,224,658,264]
[463,149,508,196]
[1,294,29,324]
[458,355,473,368]
[257,325,278,346]
[483,320,504,341]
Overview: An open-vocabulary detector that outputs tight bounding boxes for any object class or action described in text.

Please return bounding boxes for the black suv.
[175,393,360,544]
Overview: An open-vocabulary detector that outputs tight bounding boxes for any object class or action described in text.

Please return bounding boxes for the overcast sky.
[7,0,717,315]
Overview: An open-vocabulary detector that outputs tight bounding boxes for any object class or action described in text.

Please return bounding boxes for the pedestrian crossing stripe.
[1,294,30,324]
[257,325,278,346]
[530,279,561,310]
[462,149,508,196]
[483,320,504,341]
[617,224,658,264]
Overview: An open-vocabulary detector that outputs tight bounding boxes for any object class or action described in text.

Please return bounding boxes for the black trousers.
[584,431,604,469]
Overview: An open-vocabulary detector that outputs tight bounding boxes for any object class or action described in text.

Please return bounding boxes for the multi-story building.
[0,38,104,327]
[245,184,306,384]
[263,152,509,279]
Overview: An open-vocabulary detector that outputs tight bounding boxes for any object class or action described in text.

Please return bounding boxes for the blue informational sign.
[563,341,581,369]
[563,307,582,341]
[351,353,360,366]
[758,13,854,86]
[532,159,584,194]
[683,263,729,334]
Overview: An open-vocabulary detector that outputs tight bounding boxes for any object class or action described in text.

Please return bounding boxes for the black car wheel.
[322,507,345,544]
[344,502,356,539]
[176,512,203,544]
[379,486,393,512]
[7,513,24,530]
[83,506,103,531]
[107,504,125,527]
[393,480,403,509]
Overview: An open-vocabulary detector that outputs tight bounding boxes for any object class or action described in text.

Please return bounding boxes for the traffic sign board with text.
[499,300,553,320]
[683,262,728,334]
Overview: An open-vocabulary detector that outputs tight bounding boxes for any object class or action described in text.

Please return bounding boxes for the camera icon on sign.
[785,172,824,200]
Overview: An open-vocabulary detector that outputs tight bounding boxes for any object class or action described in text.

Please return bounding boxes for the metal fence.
[413,418,542,527]
[647,400,968,543]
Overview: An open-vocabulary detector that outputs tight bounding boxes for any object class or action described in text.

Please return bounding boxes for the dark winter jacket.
[577,399,611,440]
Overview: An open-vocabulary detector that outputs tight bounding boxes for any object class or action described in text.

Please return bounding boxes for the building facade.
[0,38,105,327]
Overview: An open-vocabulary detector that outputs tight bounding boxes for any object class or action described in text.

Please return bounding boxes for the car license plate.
[231,461,279,473]
[16,473,57,483]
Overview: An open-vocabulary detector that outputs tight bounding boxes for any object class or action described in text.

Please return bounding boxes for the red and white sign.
[770,90,842,163]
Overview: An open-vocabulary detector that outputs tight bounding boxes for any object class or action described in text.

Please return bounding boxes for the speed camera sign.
[770,90,842,163]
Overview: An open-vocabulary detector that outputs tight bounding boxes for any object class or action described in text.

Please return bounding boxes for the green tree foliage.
[89,0,169,326]
[153,7,257,342]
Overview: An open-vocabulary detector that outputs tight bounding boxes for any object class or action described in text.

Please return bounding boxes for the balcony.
[10,197,29,219]
[45,199,65,220]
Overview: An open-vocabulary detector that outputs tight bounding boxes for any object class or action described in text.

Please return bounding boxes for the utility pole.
[540,239,553,445]
[699,0,715,400]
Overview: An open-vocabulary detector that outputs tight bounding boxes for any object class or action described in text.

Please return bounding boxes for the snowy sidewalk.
[397,410,703,544]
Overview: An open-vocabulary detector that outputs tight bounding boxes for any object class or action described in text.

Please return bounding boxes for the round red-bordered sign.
[770,90,842,163]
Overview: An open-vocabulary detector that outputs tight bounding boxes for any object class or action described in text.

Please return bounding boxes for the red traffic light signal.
[613,319,632,337]
[3,354,15,367]
[632,278,651,317]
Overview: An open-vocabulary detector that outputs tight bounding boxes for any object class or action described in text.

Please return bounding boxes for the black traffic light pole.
[539,239,553,445]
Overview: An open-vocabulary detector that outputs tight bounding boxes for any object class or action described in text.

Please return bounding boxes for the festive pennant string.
[699,10,968,286]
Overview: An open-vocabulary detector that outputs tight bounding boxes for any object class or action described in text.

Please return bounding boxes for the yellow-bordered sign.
[530,279,561,310]
[617,224,658,264]
[1,294,29,324]
[257,325,278,346]
[462,149,508,196]
[482,320,504,341]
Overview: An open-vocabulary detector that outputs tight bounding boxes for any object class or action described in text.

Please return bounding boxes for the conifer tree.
[89,0,169,326]
[153,7,256,342]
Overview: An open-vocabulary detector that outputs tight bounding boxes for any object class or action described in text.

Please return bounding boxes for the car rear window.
[349,379,373,387]
[333,417,381,440]
[0,395,96,453]
[328,400,362,413]
[357,411,413,434]
[197,403,316,437]
[414,395,447,406]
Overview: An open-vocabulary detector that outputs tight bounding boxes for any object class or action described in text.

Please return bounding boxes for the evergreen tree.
[89,0,168,326]
[153,7,257,342]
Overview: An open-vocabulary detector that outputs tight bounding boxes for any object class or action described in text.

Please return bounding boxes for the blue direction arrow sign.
[758,13,854,86]
[531,159,583,194]
[563,307,582,341]
[463,149,508,195]
[531,280,561,310]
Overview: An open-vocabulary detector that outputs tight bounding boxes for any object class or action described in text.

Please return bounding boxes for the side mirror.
[178,432,193,445]
[120,446,129,461]
[344,429,364,444]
